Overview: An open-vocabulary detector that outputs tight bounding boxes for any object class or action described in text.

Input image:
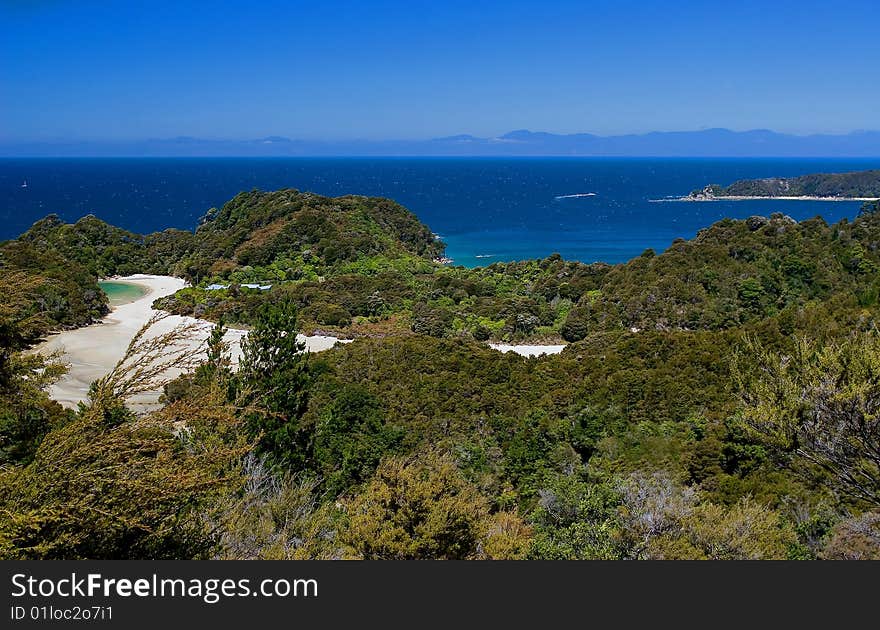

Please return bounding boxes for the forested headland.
[689,169,880,199]
[1,191,879,560]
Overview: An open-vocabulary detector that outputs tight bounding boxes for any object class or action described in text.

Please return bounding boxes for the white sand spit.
[489,343,566,357]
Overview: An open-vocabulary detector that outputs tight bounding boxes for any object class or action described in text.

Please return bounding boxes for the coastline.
[34,274,350,410]
[34,273,569,407]
[652,195,880,203]
[35,275,188,409]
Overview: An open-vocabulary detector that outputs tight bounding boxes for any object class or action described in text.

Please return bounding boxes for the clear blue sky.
[2,0,878,141]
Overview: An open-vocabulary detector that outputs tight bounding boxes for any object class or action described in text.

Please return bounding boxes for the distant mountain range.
[4,128,880,157]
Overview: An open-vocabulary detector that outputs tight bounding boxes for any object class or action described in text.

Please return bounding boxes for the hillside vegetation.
[562,209,880,340]
[160,204,880,345]
[2,194,880,560]
[7,193,880,347]
[0,238,108,334]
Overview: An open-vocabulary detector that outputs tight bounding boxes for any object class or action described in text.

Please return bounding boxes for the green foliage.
[561,305,591,341]
[0,271,75,466]
[158,253,606,342]
[238,301,311,471]
[0,394,71,467]
[528,470,796,559]
[736,333,880,507]
[184,189,444,282]
[215,456,350,559]
[312,384,403,496]
[11,190,880,348]
[614,471,796,559]
[341,452,529,559]
[0,406,237,559]
[562,212,880,335]
[528,474,623,559]
[14,213,192,278]
[166,207,880,344]
[5,186,880,560]
[0,241,108,332]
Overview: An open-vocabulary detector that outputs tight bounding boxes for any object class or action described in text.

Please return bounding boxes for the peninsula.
[683,168,880,201]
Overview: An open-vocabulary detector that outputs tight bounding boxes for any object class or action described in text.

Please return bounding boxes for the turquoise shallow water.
[99,281,147,307]
[3,157,877,266]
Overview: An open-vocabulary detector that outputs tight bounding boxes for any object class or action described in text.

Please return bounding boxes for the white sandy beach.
[34,275,351,410]
[489,343,566,357]
[33,273,565,408]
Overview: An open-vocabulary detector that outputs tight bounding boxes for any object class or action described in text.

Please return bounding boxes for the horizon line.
[3,126,880,145]
[3,127,880,159]
[4,155,880,160]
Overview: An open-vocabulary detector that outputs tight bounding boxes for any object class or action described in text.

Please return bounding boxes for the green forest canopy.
[1,192,879,560]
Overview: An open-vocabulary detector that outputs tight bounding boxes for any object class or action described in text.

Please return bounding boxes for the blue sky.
[2,0,879,141]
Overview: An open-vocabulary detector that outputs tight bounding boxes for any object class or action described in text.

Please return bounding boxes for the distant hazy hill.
[689,169,880,199]
[5,128,880,157]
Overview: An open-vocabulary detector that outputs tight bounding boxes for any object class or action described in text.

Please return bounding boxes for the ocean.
[1,157,876,267]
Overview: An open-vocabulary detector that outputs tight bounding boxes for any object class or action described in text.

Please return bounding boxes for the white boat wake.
[555,192,597,199]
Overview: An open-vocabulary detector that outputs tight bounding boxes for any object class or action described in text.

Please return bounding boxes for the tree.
[528,474,622,560]
[737,277,766,312]
[820,512,880,560]
[214,455,350,560]
[196,318,231,385]
[238,300,311,471]
[312,384,402,496]
[736,334,880,507]
[673,498,795,560]
[0,271,52,389]
[616,471,794,560]
[0,271,71,465]
[617,470,696,558]
[0,318,244,559]
[0,352,70,466]
[342,452,498,559]
[0,407,238,559]
[560,306,590,342]
[411,302,451,337]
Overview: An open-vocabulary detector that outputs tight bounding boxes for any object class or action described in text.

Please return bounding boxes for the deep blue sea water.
[1,157,877,267]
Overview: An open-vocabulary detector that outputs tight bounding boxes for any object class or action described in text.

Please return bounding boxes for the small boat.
[21,180,27,188]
